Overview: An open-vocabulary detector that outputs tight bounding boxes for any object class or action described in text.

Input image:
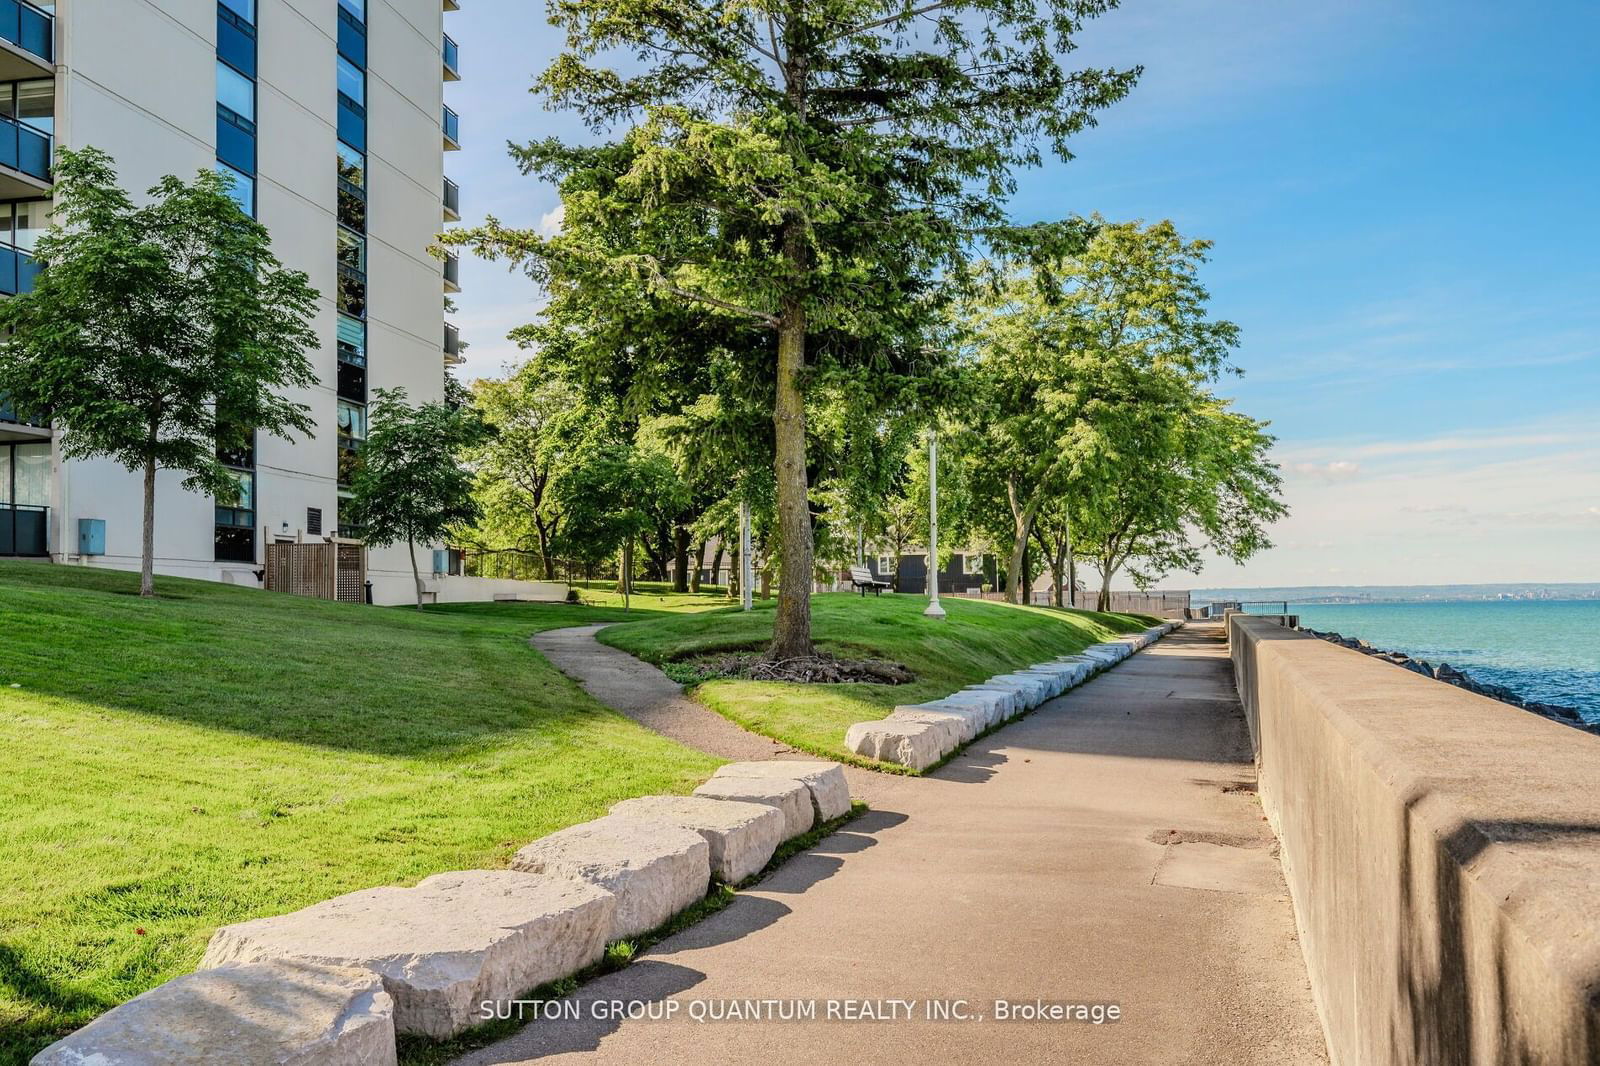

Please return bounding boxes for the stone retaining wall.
[845,623,1179,770]
[33,761,853,1064]
[1228,615,1600,1066]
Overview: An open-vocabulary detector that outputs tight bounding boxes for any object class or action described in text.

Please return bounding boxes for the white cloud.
[1287,460,1361,482]
[537,203,565,236]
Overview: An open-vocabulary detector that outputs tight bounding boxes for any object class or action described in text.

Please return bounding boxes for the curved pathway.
[532,624,914,807]
[480,622,1327,1065]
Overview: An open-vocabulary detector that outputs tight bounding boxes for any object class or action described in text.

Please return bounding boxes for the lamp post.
[739,497,753,612]
[924,428,946,619]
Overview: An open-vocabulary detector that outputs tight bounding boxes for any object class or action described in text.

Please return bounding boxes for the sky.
[441,0,1600,589]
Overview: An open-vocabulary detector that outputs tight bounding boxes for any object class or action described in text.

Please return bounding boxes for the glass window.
[337,56,364,106]
[13,200,48,251]
[0,447,9,503]
[14,442,50,507]
[336,313,366,365]
[338,0,365,21]
[337,226,365,276]
[964,553,984,575]
[217,60,254,121]
[16,80,52,135]
[219,0,255,23]
[878,555,893,575]
[337,400,367,440]
[215,162,253,215]
[337,142,365,190]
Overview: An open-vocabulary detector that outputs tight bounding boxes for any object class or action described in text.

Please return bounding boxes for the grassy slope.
[601,591,1155,762]
[0,563,722,1063]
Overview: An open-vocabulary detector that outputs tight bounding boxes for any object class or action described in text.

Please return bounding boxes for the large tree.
[957,220,1248,602]
[0,148,319,596]
[444,0,1138,657]
[345,388,485,609]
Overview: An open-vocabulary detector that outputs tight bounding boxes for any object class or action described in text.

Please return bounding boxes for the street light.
[739,497,753,612]
[924,427,946,620]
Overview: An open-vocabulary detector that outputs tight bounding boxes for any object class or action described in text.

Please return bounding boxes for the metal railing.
[442,252,459,290]
[0,112,50,183]
[0,503,46,556]
[442,33,459,79]
[442,105,460,147]
[443,321,461,363]
[442,176,459,218]
[0,0,53,64]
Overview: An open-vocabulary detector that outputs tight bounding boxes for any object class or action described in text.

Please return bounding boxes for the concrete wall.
[1228,616,1600,1066]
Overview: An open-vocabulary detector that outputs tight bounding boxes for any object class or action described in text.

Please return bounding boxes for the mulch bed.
[677,651,915,685]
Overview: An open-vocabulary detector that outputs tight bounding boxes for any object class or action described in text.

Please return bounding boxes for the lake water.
[1279,600,1600,725]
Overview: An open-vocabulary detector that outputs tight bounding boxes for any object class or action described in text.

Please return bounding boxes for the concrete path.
[470,623,1327,1065]
[531,624,915,807]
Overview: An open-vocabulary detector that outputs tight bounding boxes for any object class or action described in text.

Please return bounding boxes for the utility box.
[78,518,106,556]
[432,548,449,575]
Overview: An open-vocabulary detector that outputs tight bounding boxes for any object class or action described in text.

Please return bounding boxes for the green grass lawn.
[600,591,1156,764]
[0,563,723,1064]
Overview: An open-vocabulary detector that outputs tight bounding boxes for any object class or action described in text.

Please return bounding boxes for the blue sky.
[443,0,1599,588]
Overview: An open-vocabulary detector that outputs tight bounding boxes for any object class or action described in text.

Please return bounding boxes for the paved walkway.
[483,623,1327,1064]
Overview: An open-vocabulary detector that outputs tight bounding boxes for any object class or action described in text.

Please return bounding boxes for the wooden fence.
[264,539,367,603]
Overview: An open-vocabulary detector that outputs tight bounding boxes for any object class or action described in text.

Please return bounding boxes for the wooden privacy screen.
[264,539,366,603]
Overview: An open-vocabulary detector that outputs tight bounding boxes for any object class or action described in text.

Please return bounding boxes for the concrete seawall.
[1228,615,1600,1066]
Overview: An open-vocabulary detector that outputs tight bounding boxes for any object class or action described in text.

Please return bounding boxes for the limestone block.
[31,961,395,1066]
[962,685,1025,718]
[844,717,945,771]
[609,795,784,884]
[930,689,1008,728]
[988,673,1053,706]
[510,817,709,941]
[692,775,815,838]
[887,707,969,748]
[201,871,613,1039]
[712,760,852,822]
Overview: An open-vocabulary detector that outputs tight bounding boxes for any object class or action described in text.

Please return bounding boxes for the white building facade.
[0,0,475,605]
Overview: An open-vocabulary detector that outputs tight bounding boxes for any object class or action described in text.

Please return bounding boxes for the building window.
[336,313,366,366]
[877,554,892,575]
[219,0,255,22]
[336,226,366,277]
[336,56,364,106]
[213,468,256,562]
[338,0,365,20]
[215,161,254,215]
[337,400,367,442]
[216,60,254,122]
[964,553,984,575]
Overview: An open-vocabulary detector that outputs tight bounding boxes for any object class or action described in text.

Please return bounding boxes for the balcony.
[444,321,463,366]
[0,242,39,295]
[442,105,460,150]
[442,252,460,293]
[0,395,48,442]
[0,112,50,198]
[0,0,52,82]
[442,33,459,81]
[443,0,459,10]
[0,503,46,555]
[443,176,460,221]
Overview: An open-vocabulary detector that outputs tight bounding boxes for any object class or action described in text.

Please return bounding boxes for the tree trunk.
[672,525,691,593]
[1068,552,1077,608]
[407,538,424,610]
[689,540,706,593]
[1005,475,1036,606]
[535,520,555,580]
[710,544,724,590]
[760,567,771,600]
[622,535,633,610]
[769,283,814,659]
[139,453,157,597]
[1098,564,1114,613]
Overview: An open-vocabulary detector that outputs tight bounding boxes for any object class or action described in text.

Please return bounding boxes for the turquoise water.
[1282,601,1600,724]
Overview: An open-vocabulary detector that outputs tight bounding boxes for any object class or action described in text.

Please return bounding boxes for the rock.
[961,685,1026,718]
[1014,668,1069,699]
[844,717,946,771]
[609,795,784,884]
[926,690,1008,729]
[200,871,612,1040]
[31,961,395,1066]
[692,774,816,838]
[510,817,709,941]
[1525,701,1583,724]
[989,673,1054,706]
[1401,660,1432,677]
[711,761,852,822]
[1436,663,1466,681]
[886,708,969,749]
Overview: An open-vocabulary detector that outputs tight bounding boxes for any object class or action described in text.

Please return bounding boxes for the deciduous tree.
[0,148,319,596]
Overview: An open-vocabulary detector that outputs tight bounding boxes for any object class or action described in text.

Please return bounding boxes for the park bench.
[849,564,893,596]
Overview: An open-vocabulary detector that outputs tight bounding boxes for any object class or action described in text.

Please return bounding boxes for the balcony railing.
[442,252,460,292]
[0,503,47,556]
[444,321,462,365]
[442,33,459,80]
[0,394,45,428]
[442,105,460,149]
[443,0,460,10]
[0,112,50,184]
[443,176,460,220]
[0,242,39,295]
[0,0,53,66]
